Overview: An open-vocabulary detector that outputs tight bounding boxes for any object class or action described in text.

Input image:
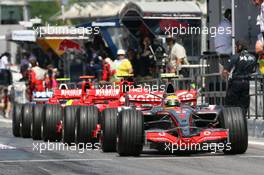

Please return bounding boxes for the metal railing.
[135,52,264,120]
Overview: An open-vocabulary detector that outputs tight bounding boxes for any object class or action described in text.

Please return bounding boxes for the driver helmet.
[164,95,180,107]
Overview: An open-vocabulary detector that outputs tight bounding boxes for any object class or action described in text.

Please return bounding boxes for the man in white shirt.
[254,0,264,38]
[214,9,232,55]
[167,37,189,73]
[0,52,10,69]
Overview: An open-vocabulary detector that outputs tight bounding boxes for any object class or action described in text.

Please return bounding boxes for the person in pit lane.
[112,49,133,81]
[222,40,257,116]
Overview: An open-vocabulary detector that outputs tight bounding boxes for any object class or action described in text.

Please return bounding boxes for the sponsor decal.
[33,91,53,98]
[95,89,120,96]
[128,94,162,101]
[177,91,194,101]
[60,89,82,96]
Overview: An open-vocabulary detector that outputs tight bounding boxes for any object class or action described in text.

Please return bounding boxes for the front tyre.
[21,103,33,138]
[63,106,79,144]
[221,107,248,154]
[42,104,62,142]
[76,106,99,144]
[12,103,22,137]
[117,109,144,156]
[101,108,118,152]
[32,104,44,140]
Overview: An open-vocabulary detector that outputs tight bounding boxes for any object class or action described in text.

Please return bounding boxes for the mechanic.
[222,40,257,116]
[214,9,232,55]
[101,52,114,82]
[113,49,133,78]
[45,65,58,89]
[28,58,46,93]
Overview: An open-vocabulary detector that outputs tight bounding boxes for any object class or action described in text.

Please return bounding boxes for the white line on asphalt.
[126,156,225,160]
[39,167,54,174]
[0,144,16,150]
[0,158,112,163]
[127,155,264,160]
[239,155,264,158]
[248,141,264,146]
[0,118,12,124]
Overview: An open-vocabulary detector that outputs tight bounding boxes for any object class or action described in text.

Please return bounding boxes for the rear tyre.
[63,106,79,144]
[117,109,144,156]
[42,104,62,142]
[12,103,22,137]
[21,103,33,138]
[221,107,248,154]
[76,106,99,144]
[101,108,118,152]
[32,104,44,140]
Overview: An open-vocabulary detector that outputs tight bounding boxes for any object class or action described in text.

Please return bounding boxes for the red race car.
[12,77,83,140]
[98,81,247,156]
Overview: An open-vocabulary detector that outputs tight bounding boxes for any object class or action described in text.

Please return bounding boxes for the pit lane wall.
[248,81,264,138]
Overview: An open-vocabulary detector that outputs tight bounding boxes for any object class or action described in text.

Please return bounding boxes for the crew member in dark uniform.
[222,40,257,116]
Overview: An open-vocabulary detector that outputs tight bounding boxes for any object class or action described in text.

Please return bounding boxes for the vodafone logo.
[128,94,162,102]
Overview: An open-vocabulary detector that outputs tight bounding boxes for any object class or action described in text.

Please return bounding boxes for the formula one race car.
[13,75,133,144]
[112,84,248,156]
[60,75,135,145]
[12,77,82,140]
[98,77,248,156]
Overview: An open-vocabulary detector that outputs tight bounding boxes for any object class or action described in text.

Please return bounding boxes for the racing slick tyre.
[31,104,44,140]
[42,104,62,142]
[101,108,118,152]
[117,109,144,156]
[12,103,23,137]
[75,106,99,144]
[63,106,79,145]
[221,107,248,154]
[21,103,33,138]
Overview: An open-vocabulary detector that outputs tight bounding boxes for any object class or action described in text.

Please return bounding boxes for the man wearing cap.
[113,49,133,78]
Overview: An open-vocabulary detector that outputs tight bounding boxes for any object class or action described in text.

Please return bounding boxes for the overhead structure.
[119,1,202,20]
[119,1,203,57]
[56,1,126,20]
